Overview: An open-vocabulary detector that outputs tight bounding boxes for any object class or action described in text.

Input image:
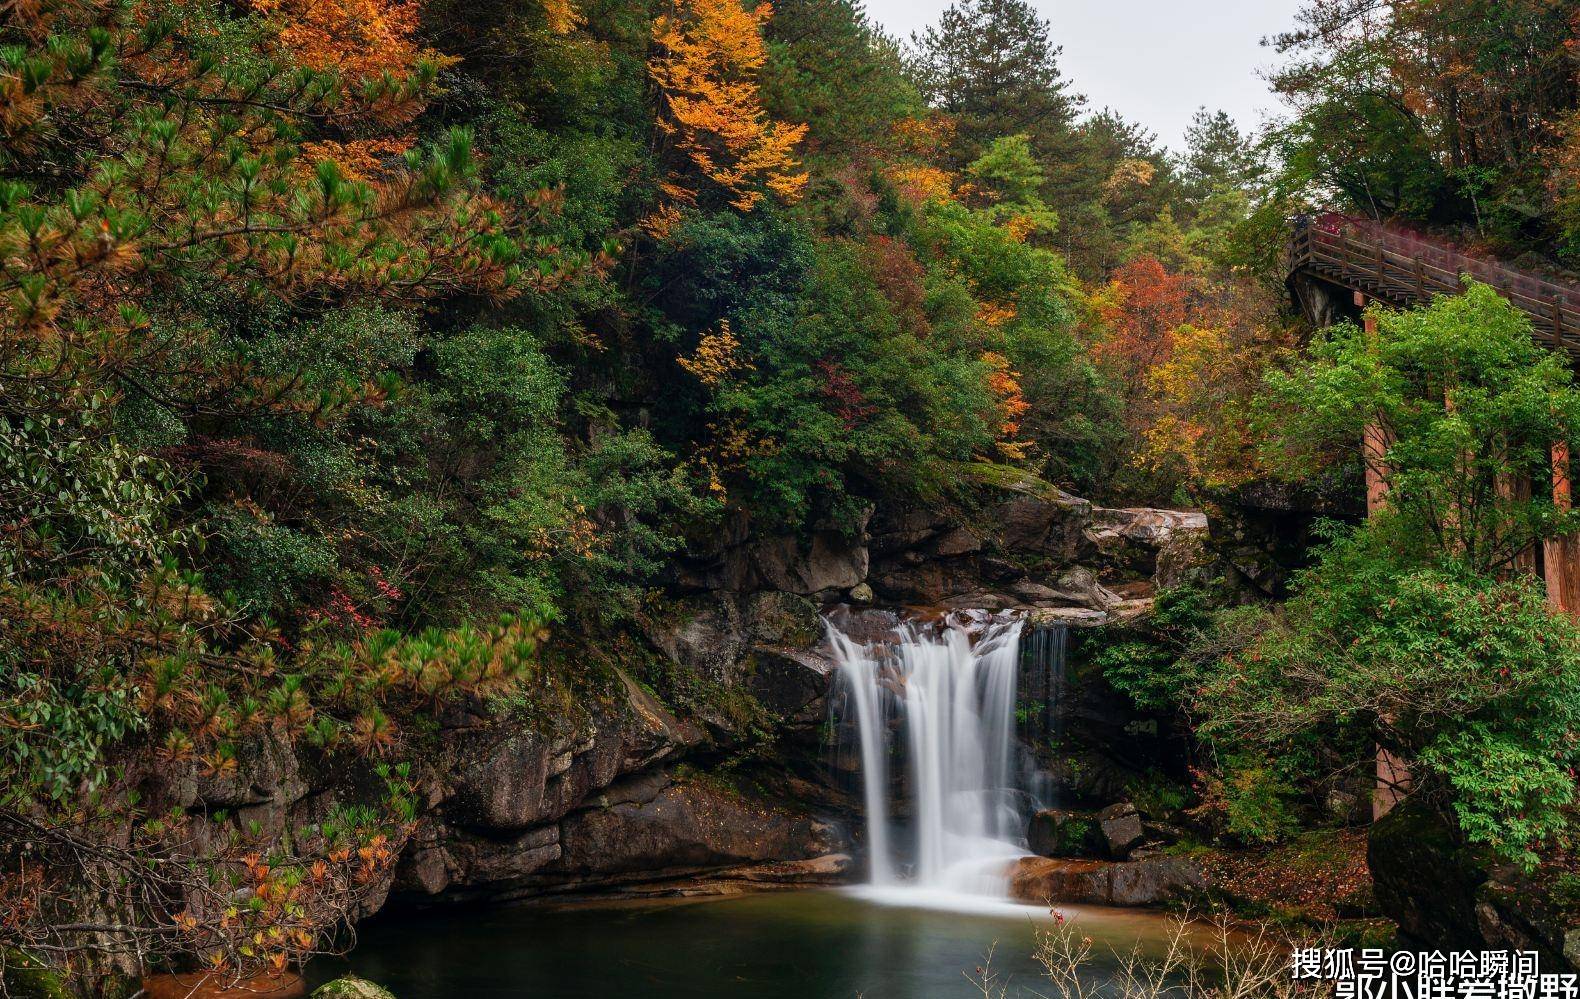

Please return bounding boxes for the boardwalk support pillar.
[1546,442,1580,616]
[1357,291,1412,819]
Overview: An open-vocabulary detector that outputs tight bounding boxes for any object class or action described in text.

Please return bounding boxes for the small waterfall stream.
[827,610,1062,903]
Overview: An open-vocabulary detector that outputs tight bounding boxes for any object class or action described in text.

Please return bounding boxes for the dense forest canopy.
[8,0,1580,988]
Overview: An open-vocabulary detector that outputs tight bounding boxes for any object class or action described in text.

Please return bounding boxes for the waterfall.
[827,610,1043,899]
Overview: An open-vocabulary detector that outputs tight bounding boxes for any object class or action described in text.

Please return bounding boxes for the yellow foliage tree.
[249,0,459,176]
[1140,321,1292,490]
[249,0,442,81]
[542,0,585,33]
[648,0,808,217]
[678,320,753,387]
[677,320,765,496]
[982,351,1031,462]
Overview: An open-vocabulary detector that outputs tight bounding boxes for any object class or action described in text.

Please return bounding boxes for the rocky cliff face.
[391,665,850,906]
[865,466,1210,627]
[159,469,1209,928]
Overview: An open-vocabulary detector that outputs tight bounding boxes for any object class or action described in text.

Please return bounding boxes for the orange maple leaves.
[1091,255,1292,488]
[1092,255,1192,399]
[247,0,455,177]
[982,351,1032,461]
[249,0,443,81]
[648,0,808,221]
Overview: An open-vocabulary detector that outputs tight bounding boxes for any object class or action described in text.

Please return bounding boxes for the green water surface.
[309,888,1185,998]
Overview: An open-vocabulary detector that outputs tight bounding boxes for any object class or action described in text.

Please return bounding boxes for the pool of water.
[308,888,1187,998]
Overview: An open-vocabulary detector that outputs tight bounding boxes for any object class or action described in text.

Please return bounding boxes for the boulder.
[416,670,711,894]
[1027,809,1099,858]
[312,978,397,999]
[872,562,962,604]
[1109,857,1206,906]
[1011,580,1066,604]
[445,729,582,832]
[1089,508,1209,548]
[933,527,984,557]
[676,508,870,596]
[1053,568,1120,611]
[743,591,821,647]
[1368,797,1580,962]
[1027,607,1110,628]
[750,518,871,596]
[1369,798,1489,949]
[1097,802,1145,859]
[943,591,1016,610]
[976,556,1025,583]
[1086,507,1211,589]
[1008,856,1203,908]
[191,724,306,819]
[744,646,836,727]
[868,507,946,557]
[994,495,1087,560]
[646,593,745,685]
[403,824,562,895]
[673,509,755,591]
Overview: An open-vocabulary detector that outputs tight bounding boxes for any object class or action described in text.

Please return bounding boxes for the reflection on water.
[309,889,1186,999]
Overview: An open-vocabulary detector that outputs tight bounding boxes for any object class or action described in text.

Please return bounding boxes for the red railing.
[1289,214,1580,357]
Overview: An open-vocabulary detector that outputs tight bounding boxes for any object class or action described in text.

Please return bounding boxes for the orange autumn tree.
[1137,282,1294,490]
[246,0,454,175]
[249,0,434,80]
[1091,255,1193,420]
[647,0,808,231]
[982,351,1031,461]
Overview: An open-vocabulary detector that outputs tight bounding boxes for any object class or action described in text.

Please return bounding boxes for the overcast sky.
[861,0,1307,152]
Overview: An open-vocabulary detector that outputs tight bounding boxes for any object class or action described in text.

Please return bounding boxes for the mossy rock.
[744,591,821,648]
[1,951,70,999]
[1369,798,1488,949]
[961,461,1089,509]
[312,976,397,999]
[1027,809,1102,858]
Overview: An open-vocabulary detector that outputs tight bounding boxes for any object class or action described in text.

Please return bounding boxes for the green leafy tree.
[1198,286,1580,863]
[762,0,924,154]
[1260,282,1580,574]
[1201,536,1580,868]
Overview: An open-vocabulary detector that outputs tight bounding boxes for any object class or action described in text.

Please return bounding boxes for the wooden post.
[1497,472,1537,575]
[1546,442,1580,616]
[1374,746,1412,821]
[1357,290,1410,818]
[1358,292,1392,515]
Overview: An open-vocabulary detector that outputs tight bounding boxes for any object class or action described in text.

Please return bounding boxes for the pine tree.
[908,0,1084,166]
[1178,108,1263,208]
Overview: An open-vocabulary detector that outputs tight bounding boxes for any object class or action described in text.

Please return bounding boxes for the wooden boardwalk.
[1288,214,1580,358]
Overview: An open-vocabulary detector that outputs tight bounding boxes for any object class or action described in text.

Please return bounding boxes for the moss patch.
[312,976,398,999]
[1,951,70,999]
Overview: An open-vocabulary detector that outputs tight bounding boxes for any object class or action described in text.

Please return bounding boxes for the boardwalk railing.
[1288,214,1580,358]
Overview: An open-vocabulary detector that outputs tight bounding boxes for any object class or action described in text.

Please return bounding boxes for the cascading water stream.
[827,611,1046,901]
[826,626,897,885]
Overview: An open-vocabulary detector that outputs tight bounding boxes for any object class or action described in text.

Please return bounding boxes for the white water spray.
[827,611,1035,900]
